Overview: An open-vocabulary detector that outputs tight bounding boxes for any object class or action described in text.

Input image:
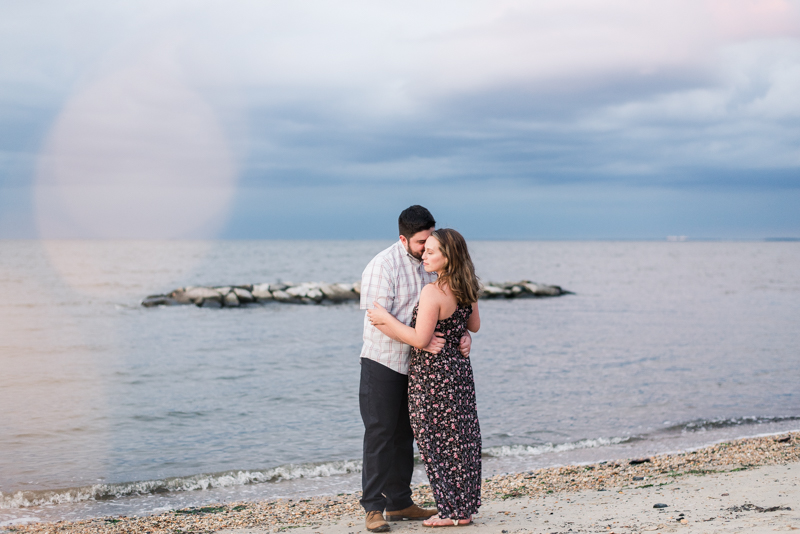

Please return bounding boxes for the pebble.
[8,432,798,534]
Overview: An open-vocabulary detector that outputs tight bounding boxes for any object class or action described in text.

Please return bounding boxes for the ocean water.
[1,240,798,526]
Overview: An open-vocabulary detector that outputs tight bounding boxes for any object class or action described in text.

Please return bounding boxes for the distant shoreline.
[2,237,799,242]
[7,432,797,534]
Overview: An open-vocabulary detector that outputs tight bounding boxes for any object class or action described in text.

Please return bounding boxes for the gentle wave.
[0,460,361,509]
[0,437,634,509]
[482,416,800,458]
[3,416,796,510]
[661,415,800,434]
[483,436,631,458]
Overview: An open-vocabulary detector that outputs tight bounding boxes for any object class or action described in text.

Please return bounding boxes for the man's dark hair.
[398,205,436,239]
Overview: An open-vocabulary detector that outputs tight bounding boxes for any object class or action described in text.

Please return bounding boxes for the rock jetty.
[141,280,571,308]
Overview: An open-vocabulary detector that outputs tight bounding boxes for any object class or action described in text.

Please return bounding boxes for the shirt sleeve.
[360,258,395,310]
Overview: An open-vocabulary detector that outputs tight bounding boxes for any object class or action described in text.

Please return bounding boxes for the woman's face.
[422,236,447,273]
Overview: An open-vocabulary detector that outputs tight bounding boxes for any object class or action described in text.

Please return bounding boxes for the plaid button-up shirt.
[360,240,437,375]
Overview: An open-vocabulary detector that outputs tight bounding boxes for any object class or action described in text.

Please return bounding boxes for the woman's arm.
[368,285,441,349]
[373,322,446,354]
[372,322,402,342]
[467,301,480,333]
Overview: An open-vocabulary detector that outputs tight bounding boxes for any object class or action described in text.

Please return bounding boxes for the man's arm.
[458,302,480,357]
[424,332,445,354]
[360,259,394,311]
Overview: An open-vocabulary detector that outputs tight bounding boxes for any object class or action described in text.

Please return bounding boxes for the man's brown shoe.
[366,510,390,532]
[385,504,437,521]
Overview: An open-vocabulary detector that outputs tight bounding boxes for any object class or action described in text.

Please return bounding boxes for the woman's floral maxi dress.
[408,303,481,520]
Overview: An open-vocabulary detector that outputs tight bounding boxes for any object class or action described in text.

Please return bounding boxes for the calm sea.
[1,240,798,526]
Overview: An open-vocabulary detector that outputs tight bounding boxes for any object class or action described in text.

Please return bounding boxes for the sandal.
[422,515,472,527]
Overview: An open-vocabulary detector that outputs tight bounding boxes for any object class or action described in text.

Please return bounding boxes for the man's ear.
[399,235,408,247]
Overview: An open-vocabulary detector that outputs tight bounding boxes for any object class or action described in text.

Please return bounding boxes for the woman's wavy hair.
[430,228,480,305]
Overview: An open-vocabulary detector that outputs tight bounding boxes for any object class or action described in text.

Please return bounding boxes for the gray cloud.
[1,0,799,238]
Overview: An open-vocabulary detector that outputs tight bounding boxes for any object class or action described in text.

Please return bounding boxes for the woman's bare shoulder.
[420,282,445,301]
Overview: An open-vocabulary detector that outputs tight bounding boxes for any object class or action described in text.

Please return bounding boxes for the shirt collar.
[397,239,422,266]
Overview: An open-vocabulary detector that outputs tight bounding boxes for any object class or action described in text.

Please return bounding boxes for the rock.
[224,292,240,307]
[141,295,178,307]
[319,283,357,302]
[630,458,651,465]
[286,283,324,303]
[252,283,273,300]
[339,282,359,296]
[271,290,296,303]
[633,476,644,481]
[480,285,507,298]
[232,287,255,303]
[653,503,668,509]
[180,287,223,306]
[306,288,324,302]
[285,283,309,297]
[169,288,193,304]
[522,282,563,296]
[199,297,222,308]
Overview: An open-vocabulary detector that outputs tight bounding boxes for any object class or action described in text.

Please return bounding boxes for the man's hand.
[459,331,472,357]
[423,332,445,354]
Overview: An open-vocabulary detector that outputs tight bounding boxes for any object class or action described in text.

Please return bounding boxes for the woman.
[368,228,481,527]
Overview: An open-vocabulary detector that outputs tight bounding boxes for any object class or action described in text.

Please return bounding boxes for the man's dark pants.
[359,357,415,513]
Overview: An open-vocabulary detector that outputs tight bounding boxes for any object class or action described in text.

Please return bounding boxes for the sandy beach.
[269,462,798,534]
[5,432,798,534]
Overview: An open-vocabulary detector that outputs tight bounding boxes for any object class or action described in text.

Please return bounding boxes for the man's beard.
[404,242,423,260]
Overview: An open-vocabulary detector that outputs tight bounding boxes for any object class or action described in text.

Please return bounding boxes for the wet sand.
[5,432,798,534]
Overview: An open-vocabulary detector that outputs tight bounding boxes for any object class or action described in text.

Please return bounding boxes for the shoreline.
[4,432,798,533]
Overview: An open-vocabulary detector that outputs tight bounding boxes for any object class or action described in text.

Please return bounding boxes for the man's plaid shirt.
[360,240,437,375]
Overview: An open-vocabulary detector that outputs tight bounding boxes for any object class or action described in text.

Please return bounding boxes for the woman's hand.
[367,302,392,326]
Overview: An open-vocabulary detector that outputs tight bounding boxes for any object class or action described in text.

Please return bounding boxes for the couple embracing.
[359,205,482,531]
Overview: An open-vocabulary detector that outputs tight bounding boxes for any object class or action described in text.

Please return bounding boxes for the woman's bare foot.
[422,515,472,527]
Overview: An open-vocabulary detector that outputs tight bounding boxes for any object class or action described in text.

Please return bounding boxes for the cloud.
[1,0,799,238]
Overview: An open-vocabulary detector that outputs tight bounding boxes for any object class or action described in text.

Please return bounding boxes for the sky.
[1,0,799,240]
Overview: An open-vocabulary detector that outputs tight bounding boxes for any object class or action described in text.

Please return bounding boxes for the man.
[359,205,472,532]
